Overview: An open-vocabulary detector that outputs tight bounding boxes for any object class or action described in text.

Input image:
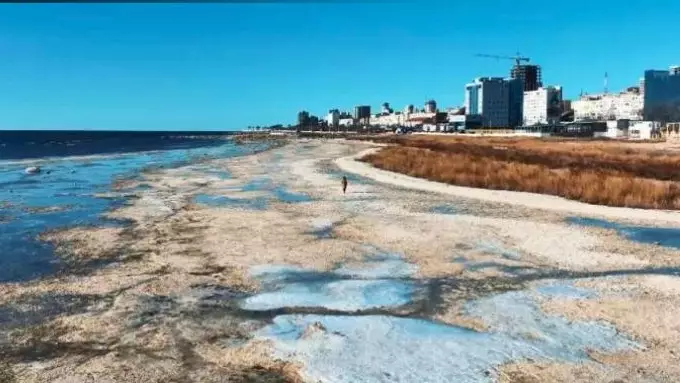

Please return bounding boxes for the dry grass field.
[357,135,680,209]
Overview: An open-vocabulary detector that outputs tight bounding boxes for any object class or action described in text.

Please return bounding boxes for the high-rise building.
[561,100,572,112]
[511,64,542,92]
[424,100,437,113]
[508,78,524,128]
[297,111,310,127]
[326,109,340,127]
[465,77,522,128]
[353,105,371,122]
[643,67,680,121]
[522,86,563,126]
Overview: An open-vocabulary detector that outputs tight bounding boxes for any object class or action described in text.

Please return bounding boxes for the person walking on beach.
[341,175,348,194]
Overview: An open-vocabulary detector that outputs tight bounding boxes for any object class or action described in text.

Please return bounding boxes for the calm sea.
[0,130,263,282]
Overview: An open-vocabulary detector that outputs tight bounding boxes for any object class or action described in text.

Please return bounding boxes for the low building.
[600,120,630,139]
[628,121,661,140]
[446,106,465,115]
[367,109,448,128]
[404,112,448,128]
[370,112,405,127]
[339,118,355,127]
[448,114,483,131]
[518,121,607,137]
[572,90,642,121]
[661,122,680,141]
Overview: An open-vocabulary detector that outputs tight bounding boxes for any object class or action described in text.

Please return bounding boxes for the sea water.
[0,131,267,282]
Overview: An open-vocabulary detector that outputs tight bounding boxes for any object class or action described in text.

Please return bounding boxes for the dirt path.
[3,139,680,382]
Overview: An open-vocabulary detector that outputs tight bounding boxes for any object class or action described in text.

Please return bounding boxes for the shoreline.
[4,139,680,382]
[336,146,680,225]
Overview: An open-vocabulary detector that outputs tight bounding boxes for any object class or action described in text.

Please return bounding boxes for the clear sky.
[0,1,678,131]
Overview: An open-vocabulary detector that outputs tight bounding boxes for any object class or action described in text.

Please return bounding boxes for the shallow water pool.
[193,194,268,210]
[567,216,680,250]
[256,281,637,383]
[241,255,417,312]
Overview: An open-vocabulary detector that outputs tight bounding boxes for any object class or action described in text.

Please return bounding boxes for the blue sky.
[0,1,678,131]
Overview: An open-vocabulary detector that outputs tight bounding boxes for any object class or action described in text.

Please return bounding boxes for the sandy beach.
[4,139,680,382]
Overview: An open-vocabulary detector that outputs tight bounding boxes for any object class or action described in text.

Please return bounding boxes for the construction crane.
[475,52,530,67]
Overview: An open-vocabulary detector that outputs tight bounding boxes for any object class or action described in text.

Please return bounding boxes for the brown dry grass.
[359,136,680,209]
[358,135,680,180]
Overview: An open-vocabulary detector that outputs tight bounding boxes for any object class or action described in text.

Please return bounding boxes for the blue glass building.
[643,67,680,121]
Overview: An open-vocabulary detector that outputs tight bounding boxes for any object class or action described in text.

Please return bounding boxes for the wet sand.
[3,139,680,382]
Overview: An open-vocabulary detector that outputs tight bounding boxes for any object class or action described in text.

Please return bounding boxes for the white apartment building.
[326,109,340,126]
[572,91,642,121]
[368,111,441,128]
[522,86,563,125]
[339,118,354,127]
[369,113,405,127]
[404,112,438,128]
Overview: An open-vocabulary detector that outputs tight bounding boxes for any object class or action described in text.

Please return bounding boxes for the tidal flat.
[3,139,680,382]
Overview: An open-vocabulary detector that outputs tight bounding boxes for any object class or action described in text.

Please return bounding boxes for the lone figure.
[341,175,348,194]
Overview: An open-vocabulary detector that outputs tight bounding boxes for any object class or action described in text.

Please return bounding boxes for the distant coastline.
[0,129,238,140]
[0,130,241,161]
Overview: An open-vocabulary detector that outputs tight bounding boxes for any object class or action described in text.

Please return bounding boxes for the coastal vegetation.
[358,135,680,209]
[0,361,15,383]
[232,132,290,145]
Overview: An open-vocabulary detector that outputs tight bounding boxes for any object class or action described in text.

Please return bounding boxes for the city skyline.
[0,1,678,130]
